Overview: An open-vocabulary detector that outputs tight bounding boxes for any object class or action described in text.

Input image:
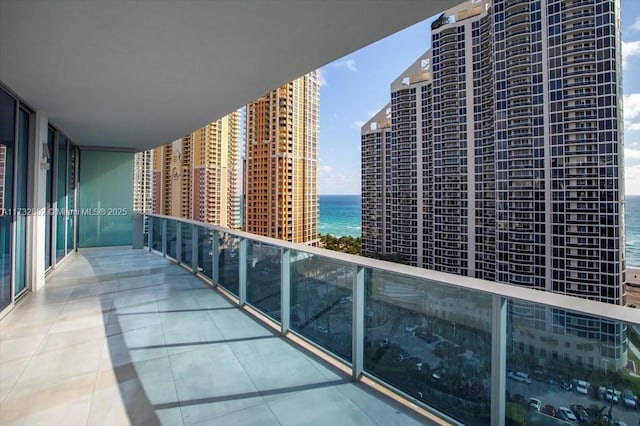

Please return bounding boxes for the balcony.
[0,246,430,426]
[2,214,639,426]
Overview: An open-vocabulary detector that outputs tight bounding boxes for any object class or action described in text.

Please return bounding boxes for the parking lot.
[508,379,639,425]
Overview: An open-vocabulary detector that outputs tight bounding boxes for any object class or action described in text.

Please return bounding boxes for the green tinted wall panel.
[78,151,133,247]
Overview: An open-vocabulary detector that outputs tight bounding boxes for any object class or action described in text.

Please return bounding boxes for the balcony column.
[191,224,198,274]
[212,230,219,285]
[280,248,291,336]
[239,238,247,306]
[29,110,48,292]
[352,265,365,380]
[490,295,507,425]
[161,219,167,257]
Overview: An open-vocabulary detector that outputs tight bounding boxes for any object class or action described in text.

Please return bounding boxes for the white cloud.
[622,40,640,69]
[632,17,640,31]
[319,164,333,174]
[625,164,640,195]
[628,122,640,131]
[333,58,357,72]
[318,69,328,87]
[625,148,640,159]
[624,94,640,121]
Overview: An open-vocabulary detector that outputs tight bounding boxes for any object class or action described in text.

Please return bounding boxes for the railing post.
[192,224,199,274]
[147,215,152,251]
[352,265,365,381]
[239,238,247,306]
[161,219,167,257]
[491,295,507,426]
[176,222,182,263]
[212,230,220,286]
[281,248,291,335]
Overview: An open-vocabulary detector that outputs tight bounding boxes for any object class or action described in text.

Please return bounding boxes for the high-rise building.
[362,0,625,368]
[361,105,392,258]
[133,150,153,213]
[152,111,241,228]
[244,72,319,244]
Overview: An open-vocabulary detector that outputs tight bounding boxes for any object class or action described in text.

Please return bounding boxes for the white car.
[507,370,531,384]
[557,407,577,422]
[529,398,541,412]
[605,388,619,403]
[575,384,588,395]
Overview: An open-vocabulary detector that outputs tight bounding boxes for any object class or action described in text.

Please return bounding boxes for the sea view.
[318,194,361,237]
[320,194,640,267]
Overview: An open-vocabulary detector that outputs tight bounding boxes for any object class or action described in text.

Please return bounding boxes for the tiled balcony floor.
[0,247,434,426]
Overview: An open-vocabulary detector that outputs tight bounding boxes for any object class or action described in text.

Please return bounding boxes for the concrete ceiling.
[0,0,456,151]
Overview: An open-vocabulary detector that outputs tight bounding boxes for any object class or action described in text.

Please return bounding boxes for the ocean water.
[247,194,640,266]
[318,194,361,238]
[626,195,640,266]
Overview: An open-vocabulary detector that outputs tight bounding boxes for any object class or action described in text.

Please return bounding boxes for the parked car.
[570,404,590,423]
[396,349,411,362]
[507,370,531,384]
[376,338,389,348]
[529,398,542,412]
[557,406,577,422]
[541,404,557,417]
[621,389,637,409]
[575,383,589,395]
[561,380,572,391]
[605,387,619,403]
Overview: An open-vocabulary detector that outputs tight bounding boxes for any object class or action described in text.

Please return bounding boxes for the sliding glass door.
[13,108,30,296]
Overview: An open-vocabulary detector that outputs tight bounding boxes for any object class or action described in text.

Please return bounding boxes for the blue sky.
[317,0,640,195]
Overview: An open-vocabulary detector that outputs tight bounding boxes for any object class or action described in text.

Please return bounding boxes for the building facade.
[243,72,319,245]
[133,150,153,213]
[362,0,626,368]
[361,105,392,258]
[152,111,241,228]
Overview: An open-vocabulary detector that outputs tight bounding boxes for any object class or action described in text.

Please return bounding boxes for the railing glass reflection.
[290,252,353,362]
[246,240,281,321]
[218,231,240,296]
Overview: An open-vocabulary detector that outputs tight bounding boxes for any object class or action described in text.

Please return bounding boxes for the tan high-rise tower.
[152,111,241,228]
[244,72,319,245]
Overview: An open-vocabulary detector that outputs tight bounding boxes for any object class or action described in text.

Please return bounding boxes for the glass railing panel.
[166,220,177,259]
[218,231,240,295]
[181,222,192,267]
[151,217,162,252]
[290,252,353,362]
[363,268,492,425]
[246,240,281,321]
[198,227,213,279]
[505,301,639,426]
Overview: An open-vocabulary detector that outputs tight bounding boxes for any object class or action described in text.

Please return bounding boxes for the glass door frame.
[50,132,79,270]
[0,84,33,317]
[13,104,34,299]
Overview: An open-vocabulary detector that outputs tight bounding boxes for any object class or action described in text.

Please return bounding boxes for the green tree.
[318,233,361,255]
